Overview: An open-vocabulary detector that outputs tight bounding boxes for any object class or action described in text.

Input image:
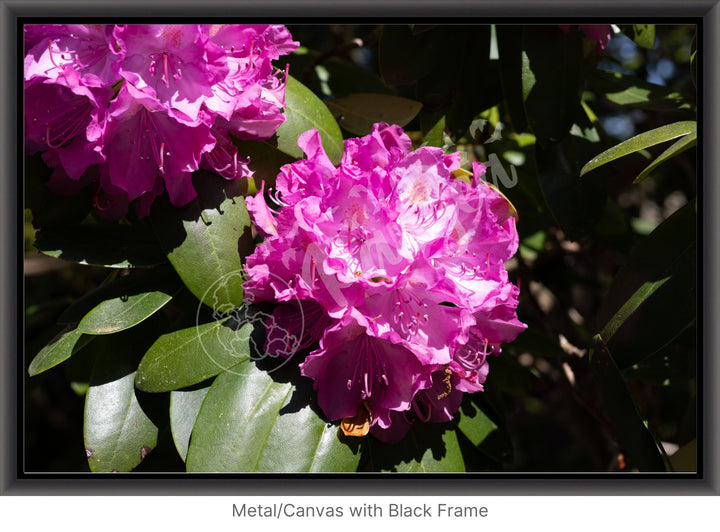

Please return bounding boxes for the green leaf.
[580,121,696,177]
[170,385,210,462]
[34,222,167,268]
[588,69,688,110]
[58,266,180,325]
[633,131,697,183]
[596,201,696,369]
[522,26,583,144]
[359,422,465,472]
[28,326,95,376]
[590,339,666,471]
[77,290,177,335]
[84,339,159,472]
[326,93,422,136]
[151,172,252,311]
[422,115,447,148]
[186,361,360,472]
[135,319,253,393]
[621,24,656,50]
[457,390,514,465]
[457,399,498,447]
[276,75,344,165]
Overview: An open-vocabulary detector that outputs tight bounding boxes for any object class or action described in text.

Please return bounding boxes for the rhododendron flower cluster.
[244,123,526,442]
[24,24,298,219]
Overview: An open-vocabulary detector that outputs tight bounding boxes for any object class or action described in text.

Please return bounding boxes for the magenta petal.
[245,181,278,237]
[24,24,120,87]
[300,315,426,427]
[297,129,335,173]
[115,24,228,121]
[103,83,214,203]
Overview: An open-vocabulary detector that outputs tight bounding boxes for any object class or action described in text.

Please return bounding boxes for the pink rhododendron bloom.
[101,82,215,205]
[24,75,111,177]
[114,24,228,122]
[301,312,431,430]
[23,23,298,220]
[24,24,120,88]
[559,24,613,52]
[244,122,526,442]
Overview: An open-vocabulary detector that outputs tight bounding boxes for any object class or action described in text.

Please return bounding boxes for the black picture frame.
[3,0,718,496]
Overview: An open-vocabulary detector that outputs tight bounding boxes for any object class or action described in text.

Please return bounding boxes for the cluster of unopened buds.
[24,24,297,219]
[244,123,526,442]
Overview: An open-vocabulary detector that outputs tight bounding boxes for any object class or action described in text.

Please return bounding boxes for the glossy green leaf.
[28,326,95,376]
[84,338,159,472]
[326,93,422,136]
[621,24,656,50]
[633,131,697,183]
[422,115,447,148]
[359,423,465,472]
[84,371,158,472]
[186,361,360,472]
[588,69,688,110]
[580,121,696,177]
[151,172,252,311]
[276,75,344,165]
[522,26,583,144]
[34,222,167,268]
[596,201,696,369]
[590,340,666,471]
[457,399,498,447]
[170,385,210,462]
[58,266,180,325]
[458,390,514,465]
[135,320,253,393]
[77,290,176,335]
